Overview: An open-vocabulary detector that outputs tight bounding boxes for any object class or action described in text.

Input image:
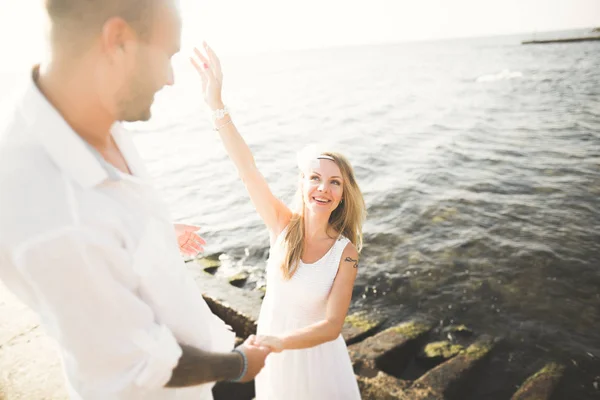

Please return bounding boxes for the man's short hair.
[45,0,158,46]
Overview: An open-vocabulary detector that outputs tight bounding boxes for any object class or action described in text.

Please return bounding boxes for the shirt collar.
[111,123,151,181]
[18,66,127,188]
[82,140,123,182]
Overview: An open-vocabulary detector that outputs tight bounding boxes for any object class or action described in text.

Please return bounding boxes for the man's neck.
[35,61,115,151]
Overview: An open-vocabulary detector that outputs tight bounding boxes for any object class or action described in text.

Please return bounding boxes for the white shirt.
[0,71,235,399]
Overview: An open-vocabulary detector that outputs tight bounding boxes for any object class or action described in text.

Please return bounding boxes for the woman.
[191,43,365,400]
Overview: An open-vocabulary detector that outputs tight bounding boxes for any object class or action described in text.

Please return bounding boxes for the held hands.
[190,42,225,111]
[174,224,206,256]
[235,335,272,382]
[252,335,285,353]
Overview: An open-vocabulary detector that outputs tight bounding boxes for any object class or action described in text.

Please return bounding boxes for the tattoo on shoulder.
[344,257,359,269]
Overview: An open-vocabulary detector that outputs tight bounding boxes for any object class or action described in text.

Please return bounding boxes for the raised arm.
[254,243,359,351]
[191,43,292,238]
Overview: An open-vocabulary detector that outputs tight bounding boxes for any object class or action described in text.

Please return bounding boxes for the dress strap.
[330,236,351,272]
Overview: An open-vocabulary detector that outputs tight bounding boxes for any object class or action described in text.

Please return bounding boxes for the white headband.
[296,144,335,171]
[317,155,335,162]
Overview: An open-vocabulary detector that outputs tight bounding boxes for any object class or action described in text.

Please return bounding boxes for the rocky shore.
[0,257,567,400]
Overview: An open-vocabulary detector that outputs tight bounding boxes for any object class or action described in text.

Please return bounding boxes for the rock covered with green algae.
[196,252,222,274]
[227,272,249,288]
[390,321,431,340]
[462,338,495,358]
[423,341,465,359]
[409,336,496,399]
[345,312,381,331]
[343,311,387,345]
[511,362,565,400]
[356,371,412,400]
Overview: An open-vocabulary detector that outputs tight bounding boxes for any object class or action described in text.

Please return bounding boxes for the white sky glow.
[0,0,597,71]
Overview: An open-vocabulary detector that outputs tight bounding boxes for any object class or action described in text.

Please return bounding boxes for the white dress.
[254,228,362,400]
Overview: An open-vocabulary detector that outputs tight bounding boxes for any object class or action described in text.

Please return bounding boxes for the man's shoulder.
[0,82,61,183]
[0,71,33,133]
[0,127,62,192]
[0,135,72,248]
[0,98,26,146]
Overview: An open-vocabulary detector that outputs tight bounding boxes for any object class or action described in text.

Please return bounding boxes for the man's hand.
[235,335,271,382]
[174,224,205,256]
[167,340,266,388]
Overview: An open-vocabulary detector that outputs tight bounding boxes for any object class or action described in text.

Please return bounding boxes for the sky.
[0,0,598,71]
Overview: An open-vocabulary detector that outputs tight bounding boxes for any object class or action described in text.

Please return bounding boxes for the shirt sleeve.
[12,226,182,390]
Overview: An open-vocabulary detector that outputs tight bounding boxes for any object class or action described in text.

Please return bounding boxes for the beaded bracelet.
[211,105,230,120]
[213,119,233,131]
[229,348,248,382]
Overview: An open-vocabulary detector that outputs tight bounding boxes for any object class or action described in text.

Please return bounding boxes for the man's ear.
[100,16,135,58]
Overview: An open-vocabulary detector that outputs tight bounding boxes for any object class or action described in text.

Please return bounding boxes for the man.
[0,0,269,399]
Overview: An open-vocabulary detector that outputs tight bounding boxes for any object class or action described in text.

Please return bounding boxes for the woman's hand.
[190,42,225,111]
[174,224,206,256]
[253,335,285,353]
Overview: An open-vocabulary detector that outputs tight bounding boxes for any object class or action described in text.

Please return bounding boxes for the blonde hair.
[280,152,366,279]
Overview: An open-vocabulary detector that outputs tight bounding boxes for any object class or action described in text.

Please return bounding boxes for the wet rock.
[195,272,262,338]
[196,253,222,274]
[511,362,565,400]
[256,285,267,299]
[228,272,249,288]
[342,311,387,345]
[408,251,428,264]
[417,341,465,368]
[409,336,496,399]
[204,252,224,261]
[212,380,254,400]
[203,265,219,274]
[442,324,474,338]
[443,324,475,343]
[349,321,432,378]
[431,207,458,224]
[357,371,411,400]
